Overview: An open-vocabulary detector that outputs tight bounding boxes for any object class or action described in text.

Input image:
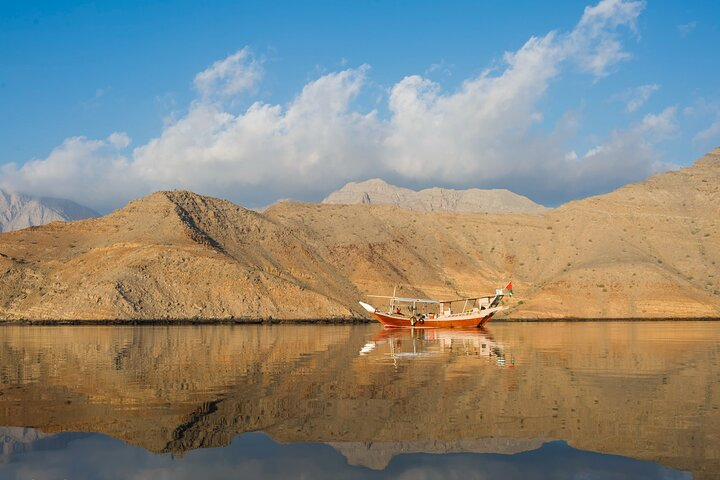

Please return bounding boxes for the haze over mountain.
[0,148,718,321]
[0,189,98,232]
[322,179,547,214]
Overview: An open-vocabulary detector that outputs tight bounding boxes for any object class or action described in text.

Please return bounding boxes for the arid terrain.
[0,148,718,321]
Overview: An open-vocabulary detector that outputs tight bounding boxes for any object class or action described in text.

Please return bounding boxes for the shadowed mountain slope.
[0,191,360,320]
[0,148,719,320]
[268,147,720,319]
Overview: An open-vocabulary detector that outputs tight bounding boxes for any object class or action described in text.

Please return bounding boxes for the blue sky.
[1,0,719,211]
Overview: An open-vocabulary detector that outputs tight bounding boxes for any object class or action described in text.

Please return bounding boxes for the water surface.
[1,322,718,479]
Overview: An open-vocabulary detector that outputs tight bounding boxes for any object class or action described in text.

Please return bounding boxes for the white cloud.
[622,83,659,112]
[586,106,678,158]
[0,136,137,210]
[565,151,579,161]
[677,21,697,37]
[568,0,645,77]
[194,47,263,97]
[131,66,382,198]
[693,120,720,145]
[639,106,678,139]
[2,0,665,211]
[107,132,132,149]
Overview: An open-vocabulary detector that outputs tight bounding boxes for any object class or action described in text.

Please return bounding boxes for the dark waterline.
[1,322,718,479]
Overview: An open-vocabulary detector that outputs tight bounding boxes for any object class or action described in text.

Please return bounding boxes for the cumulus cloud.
[1,134,137,209]
[2,0,669,211]
[639,106,678,139]
[194,47,263,97]
[618,83,660,112]
[561,106,679,193]
[568,0,644,77]
[693,120,720,146]
[107,132,132,149]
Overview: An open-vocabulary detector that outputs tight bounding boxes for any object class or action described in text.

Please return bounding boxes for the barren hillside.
[271,147,720,319]
[0,148,719,320]
[0,191,360,321]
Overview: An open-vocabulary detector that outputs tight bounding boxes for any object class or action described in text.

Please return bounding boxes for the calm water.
[1,322,718,479]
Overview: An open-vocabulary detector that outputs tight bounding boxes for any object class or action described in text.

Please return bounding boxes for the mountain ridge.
[322,178,548,213]
[0,148,719,320]
[0,189,98,232]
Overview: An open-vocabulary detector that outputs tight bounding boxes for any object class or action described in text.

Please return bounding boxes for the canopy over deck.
[367,295,439,304]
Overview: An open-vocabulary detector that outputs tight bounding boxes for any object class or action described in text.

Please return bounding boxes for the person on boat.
[395,306,402,315]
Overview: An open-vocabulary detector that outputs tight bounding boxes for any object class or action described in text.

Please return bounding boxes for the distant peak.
[0,189,97,232]
[322,179,547,214]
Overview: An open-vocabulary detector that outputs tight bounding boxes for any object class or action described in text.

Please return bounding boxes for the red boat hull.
[370,311,496,328]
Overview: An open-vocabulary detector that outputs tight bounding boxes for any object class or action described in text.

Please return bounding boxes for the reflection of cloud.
[0,0,668,212]
[0,430,691,480]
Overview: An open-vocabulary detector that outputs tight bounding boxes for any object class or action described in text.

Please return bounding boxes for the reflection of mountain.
[0,427,89,462]
[329,438,545,469]
[0,324,718,478]
[1,427,49,459]
[0,430,690,479]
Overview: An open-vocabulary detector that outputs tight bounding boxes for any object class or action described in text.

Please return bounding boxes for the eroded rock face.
[0,191,361,321]
[270,148,720,319]
[0,189,98,232]
[0,149,719,321]
[322,178,548,214]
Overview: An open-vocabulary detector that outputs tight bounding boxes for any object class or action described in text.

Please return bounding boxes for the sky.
[1,0,719,212]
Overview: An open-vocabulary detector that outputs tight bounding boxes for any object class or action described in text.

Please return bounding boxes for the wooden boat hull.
[369,310,499,328]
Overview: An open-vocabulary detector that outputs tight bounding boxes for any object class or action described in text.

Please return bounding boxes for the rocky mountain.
[0,148,719,320]
[273,147,720,319]
[0,190,360,321]
[0,189,98,232]
[322,178,547,213]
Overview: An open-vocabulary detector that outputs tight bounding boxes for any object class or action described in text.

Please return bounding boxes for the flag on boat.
[505,282,513,295]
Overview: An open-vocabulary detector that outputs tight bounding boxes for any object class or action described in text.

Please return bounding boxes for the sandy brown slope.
[0,191,361,320]
[266,147,720,319]
[0,149,718,321]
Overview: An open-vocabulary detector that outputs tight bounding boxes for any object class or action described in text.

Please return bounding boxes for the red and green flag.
[505,282,513,295]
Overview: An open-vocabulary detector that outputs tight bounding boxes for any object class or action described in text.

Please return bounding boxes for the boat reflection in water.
[0,323,717,479]
[360,328,514,367]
